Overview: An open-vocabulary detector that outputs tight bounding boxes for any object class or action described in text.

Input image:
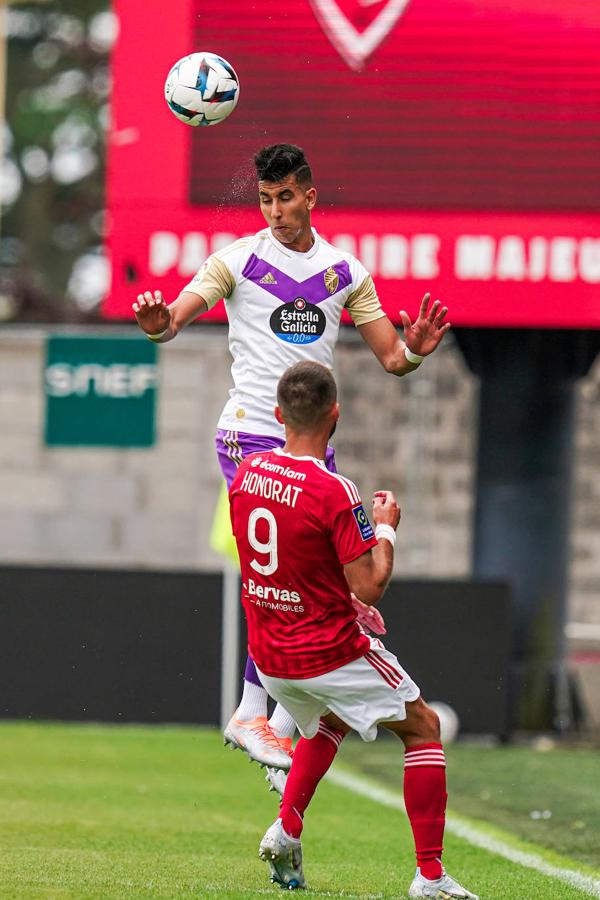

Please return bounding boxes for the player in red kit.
[229,361,478,899]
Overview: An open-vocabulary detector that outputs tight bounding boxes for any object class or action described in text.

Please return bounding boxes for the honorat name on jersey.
[239,469,303,507]
[247,577,304,613]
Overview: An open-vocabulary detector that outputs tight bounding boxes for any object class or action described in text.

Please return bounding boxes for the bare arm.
[358,292,450,376]
[132,254,234,341]
[343,491,400,606]
[344,542,394,606]
[132,289,209,343]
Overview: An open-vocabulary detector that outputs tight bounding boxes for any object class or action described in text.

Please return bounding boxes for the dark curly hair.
[254,143,313,187]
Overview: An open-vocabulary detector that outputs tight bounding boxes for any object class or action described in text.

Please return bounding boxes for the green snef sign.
[44,336,158,447]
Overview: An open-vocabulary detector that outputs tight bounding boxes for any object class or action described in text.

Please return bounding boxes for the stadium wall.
[0,324,599,629]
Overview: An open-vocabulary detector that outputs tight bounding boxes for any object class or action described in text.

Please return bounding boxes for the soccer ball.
[164,52,240,127]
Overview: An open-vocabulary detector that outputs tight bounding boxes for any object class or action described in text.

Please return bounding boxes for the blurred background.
[3,3,600,895]
[1,0,600,743]
[0,0,111,321]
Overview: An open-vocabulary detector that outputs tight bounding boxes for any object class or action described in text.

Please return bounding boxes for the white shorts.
[256,636,421,742]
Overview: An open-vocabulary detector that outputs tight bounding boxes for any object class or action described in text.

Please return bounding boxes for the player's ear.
[275,405,285,425]
[306,187,317,210]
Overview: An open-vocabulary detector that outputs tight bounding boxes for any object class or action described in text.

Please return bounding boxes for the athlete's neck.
[282,431,328,461]
[273,227,315,253]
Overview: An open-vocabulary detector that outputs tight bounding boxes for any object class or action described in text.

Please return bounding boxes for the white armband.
[146,330,167,342]
[375,524,397,546]
[404,346,424,365]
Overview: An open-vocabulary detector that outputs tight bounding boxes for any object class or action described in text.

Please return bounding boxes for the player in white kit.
[133,144,451,775]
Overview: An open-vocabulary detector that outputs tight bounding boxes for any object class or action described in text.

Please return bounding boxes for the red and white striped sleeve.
[326,473,379,565]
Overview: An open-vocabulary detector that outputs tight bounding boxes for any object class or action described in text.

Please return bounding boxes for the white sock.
[236,680,268,721]
[268,703,297,740]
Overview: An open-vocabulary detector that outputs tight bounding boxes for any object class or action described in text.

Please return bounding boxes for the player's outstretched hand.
[132,290,171,336]
[399,292,450,358]
[351,593,387,635]
[372,490,401,530]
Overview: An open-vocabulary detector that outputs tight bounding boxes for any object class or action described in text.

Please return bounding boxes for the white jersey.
[184,227,385,436]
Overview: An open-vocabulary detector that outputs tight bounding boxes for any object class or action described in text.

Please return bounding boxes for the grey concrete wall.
[0,325,598,627]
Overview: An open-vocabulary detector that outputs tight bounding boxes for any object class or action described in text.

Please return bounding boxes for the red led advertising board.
[104,0,600,327]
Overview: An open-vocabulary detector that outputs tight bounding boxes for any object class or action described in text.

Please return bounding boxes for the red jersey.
[229,448,378,678]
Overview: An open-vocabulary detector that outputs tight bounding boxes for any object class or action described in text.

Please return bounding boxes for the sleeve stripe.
[324,469,361,505]
[306,459,362,506]
[341,474,361,504]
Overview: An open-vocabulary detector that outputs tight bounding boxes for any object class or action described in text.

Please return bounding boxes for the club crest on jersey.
[270,297,327,345]
[324,267,339,295]
[352,504,375,541]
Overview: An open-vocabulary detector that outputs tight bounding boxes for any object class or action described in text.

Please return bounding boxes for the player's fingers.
[137,294,146,307]
[440,322,452,334]
[370,608,386,633]
[434,306,448,326]
[399,310,412,331]
[144,290,155,306]
[154,290,165,305]
[428,299,441,322]
[418,292,431,318]
[132,302,140,313]
[373,491,394,508]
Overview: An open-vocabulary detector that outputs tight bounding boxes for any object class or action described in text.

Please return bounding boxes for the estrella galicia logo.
[352,504,375,541]
[270,297,326,345]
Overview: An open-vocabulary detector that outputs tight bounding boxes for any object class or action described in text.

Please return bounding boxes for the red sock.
[280,720,345,839]
[403,743,447,881]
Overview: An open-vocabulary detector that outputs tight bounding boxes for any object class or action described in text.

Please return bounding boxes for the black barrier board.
[0,566,221,724]
[0,567,510,734]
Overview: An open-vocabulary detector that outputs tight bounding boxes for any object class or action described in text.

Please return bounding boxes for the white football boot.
[265,766,288,797]
[408,867,479,899]
[223,714,292,770]
[265,736,293,797]
[259,818,306,890]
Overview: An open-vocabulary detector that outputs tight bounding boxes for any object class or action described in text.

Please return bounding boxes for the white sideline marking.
[326,767,600,898]
[203,888,383,899]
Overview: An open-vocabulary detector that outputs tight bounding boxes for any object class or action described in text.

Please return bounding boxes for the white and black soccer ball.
[164,52,240,127]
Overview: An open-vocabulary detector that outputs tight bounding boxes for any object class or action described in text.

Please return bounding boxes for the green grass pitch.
[0,722,598,899]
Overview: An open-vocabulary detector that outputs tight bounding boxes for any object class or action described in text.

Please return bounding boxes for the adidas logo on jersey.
[259,272,278,284]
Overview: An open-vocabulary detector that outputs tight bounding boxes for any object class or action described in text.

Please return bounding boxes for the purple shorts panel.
[215,429,337,489]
